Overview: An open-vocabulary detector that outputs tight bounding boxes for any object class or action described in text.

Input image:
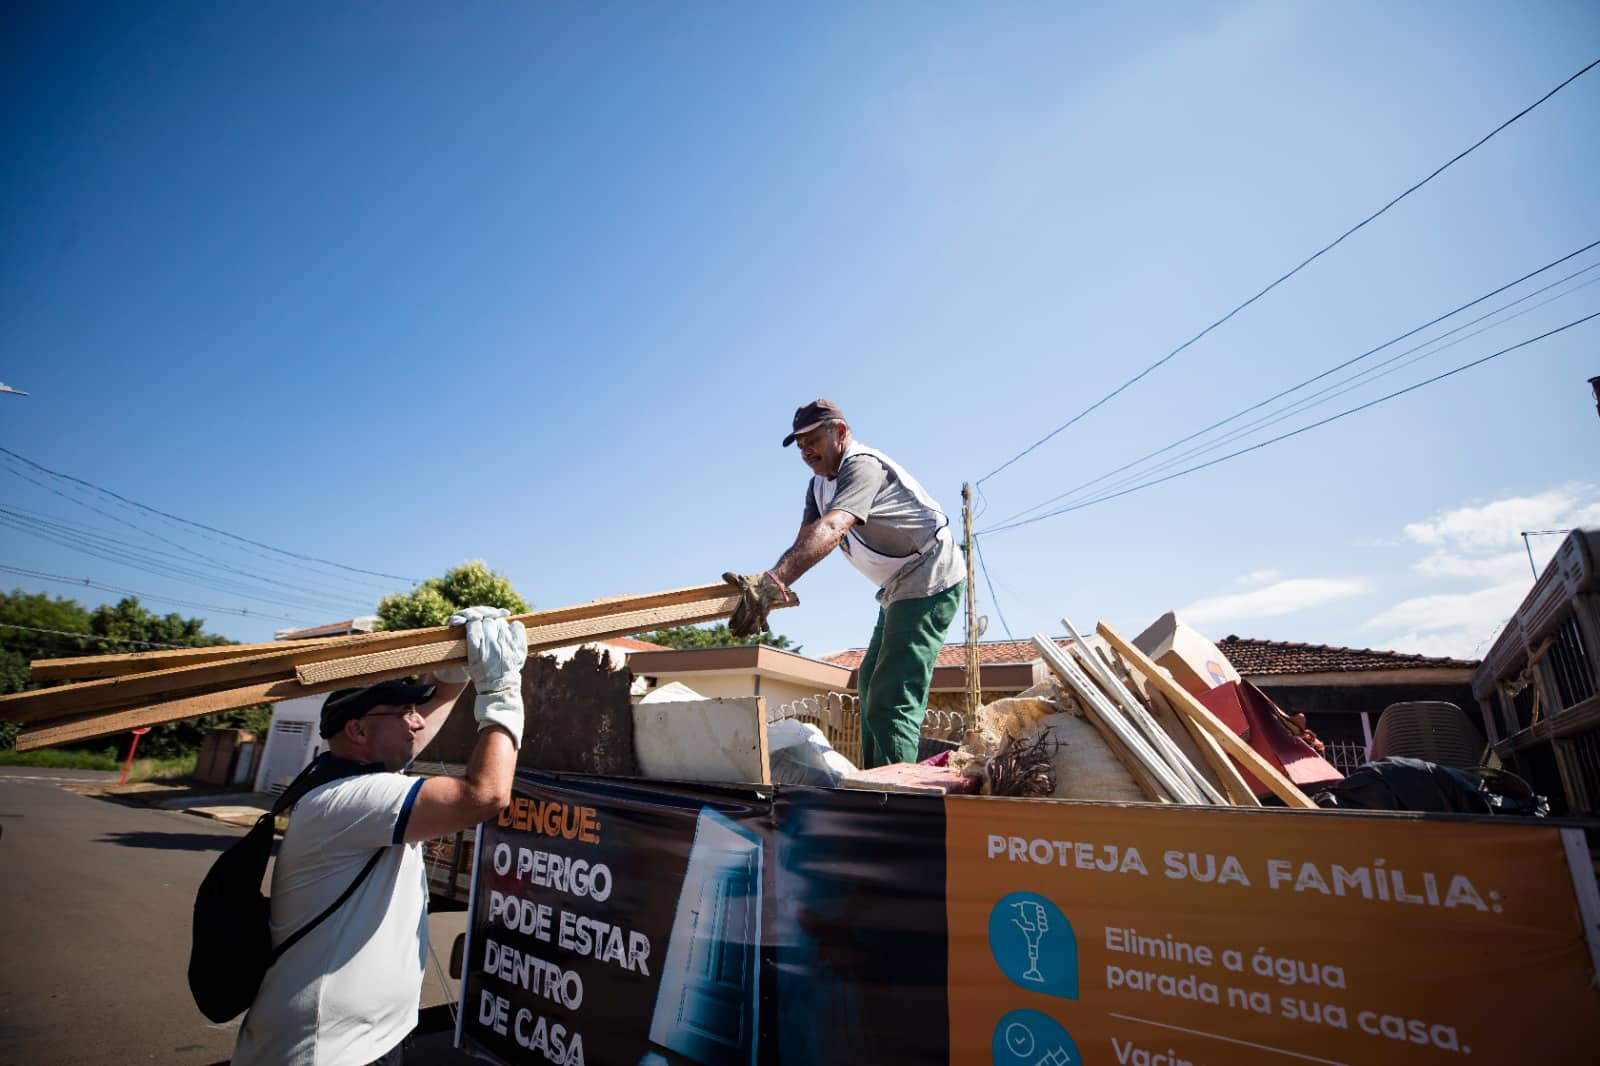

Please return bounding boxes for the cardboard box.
[1132,610,1241,697]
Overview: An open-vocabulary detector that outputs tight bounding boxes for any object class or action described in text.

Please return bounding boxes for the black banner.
[462,774,775,1066]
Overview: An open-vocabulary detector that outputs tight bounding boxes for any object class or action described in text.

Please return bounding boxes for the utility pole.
[1589,375,1599,421]
[962,483,981,720]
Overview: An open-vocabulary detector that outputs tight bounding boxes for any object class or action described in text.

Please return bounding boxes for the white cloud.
[1364,580,1528,634]
[1413,551,1530,582]
[1369,488,1597,652]
[1375,629,1492,661]
[1401,487,1598,553]
[1182,578,1369,626]
[1236,569,1280,587]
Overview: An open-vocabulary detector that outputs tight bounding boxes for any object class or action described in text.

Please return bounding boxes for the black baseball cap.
[782,398,846,447]
[319,679,437,738]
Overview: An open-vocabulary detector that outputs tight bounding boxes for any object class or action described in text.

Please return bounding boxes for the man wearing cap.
[232,606,527,1066]
[727,399,965,769]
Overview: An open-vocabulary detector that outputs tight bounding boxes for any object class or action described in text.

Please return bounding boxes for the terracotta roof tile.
[1217,636,1478,675]
[823,638,1067,670]
[606,636,670,651]
[822,635,1480,677]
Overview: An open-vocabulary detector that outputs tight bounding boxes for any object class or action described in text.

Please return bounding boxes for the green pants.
[857,581,964,769]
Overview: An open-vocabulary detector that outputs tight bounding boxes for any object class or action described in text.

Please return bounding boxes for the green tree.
[0,590,268,756]
[635,623,800,654]
[376,560,529,631]
[0,590,96,750]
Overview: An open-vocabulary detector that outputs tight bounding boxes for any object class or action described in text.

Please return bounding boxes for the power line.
[0,564,317,625]
[0,505,374,616]
[972,535,1014,640]
[0,458,395,601]
[1015,264,1600,520]
[0,446,420,585]
[0,622,191,650]
[979,310,1600,535]
[987,240,1600,529]
[0,451,403,599]
[975,56,1600,488]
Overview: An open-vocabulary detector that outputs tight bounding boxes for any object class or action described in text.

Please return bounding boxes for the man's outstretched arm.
[771,507,857,587]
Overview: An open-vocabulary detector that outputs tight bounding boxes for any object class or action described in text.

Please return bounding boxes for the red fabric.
[1197,681,1343,798]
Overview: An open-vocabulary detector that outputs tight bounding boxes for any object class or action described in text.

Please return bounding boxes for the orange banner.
[947,798,1600,1066]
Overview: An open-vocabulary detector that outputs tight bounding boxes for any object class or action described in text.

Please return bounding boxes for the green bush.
[0,747,196,780]
[0,747,122,771]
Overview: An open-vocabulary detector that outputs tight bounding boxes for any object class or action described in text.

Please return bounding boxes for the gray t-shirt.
[804,449,964,605]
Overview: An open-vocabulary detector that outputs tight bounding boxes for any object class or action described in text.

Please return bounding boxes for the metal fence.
[770,691,964,768]
[1321,740,1369,776]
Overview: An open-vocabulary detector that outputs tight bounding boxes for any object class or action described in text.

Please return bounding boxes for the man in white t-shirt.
[232,606,527,1066]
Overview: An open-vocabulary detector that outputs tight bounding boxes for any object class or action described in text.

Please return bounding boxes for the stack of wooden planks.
[1031,619,1316,809]
[1,582,775,753]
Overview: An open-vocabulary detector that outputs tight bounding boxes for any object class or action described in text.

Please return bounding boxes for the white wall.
[641,671,836,709]
[253,694,327,794]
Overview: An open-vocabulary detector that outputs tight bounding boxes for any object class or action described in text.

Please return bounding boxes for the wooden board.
[1073,698,1174,803]
[1113,648,1259,807]
[295,592,742,686]
[15,677,357,751]
[2,645,319,723]
[1035,638,1177,803]
[12,582,775,750]
[631,697,771,785]
[28,636,347,682]
[1098,622,1316,809]
[5,582,752,725]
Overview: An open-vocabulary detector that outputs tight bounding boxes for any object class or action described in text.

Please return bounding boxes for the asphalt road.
[0,768,475,1066]
[0,767,244,1065]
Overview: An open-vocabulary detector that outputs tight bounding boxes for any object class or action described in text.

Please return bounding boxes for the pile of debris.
[844,614,1342,808]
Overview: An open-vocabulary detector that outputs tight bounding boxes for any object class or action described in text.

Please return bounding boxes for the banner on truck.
[458,772,1600,1066]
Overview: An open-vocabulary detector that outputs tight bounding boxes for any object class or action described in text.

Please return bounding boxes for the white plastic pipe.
[1033,634,1202,804]
[1061,615,1225,806]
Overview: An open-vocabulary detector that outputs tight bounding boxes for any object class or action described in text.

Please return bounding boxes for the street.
[0,768,473,1066]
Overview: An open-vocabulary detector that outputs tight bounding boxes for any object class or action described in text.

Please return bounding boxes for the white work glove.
[447,606,528,748]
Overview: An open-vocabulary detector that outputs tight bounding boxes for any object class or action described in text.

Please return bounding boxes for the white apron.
[811,442,949,589]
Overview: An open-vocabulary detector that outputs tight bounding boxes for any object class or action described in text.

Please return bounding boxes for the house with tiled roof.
[818,633,1480,768]
[1215,635,1480,769]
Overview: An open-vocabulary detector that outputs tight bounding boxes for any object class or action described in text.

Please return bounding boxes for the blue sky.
[2,1,1597,662]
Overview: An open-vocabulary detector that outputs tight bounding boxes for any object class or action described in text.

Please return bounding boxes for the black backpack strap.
[270,753,377,817]
[269,846,386,962]
[262,752,396,964]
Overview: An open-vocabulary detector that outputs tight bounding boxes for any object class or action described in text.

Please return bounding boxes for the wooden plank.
[1,646,309,723]
[295,592,742,686]
[16,677,344,752]
[1063,616,1221,805]
[3,582,751,724]
[27,636,346,682]
[1119,657,1260,807]
[1074,699,1174,803]
[631,696,771,785]
[14,585,760,750]
[1034,636,1181,803]
[1098,622,1317,810]
[297,640,463,686]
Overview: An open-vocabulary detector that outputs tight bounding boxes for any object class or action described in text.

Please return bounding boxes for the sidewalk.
[66,777,275,828]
